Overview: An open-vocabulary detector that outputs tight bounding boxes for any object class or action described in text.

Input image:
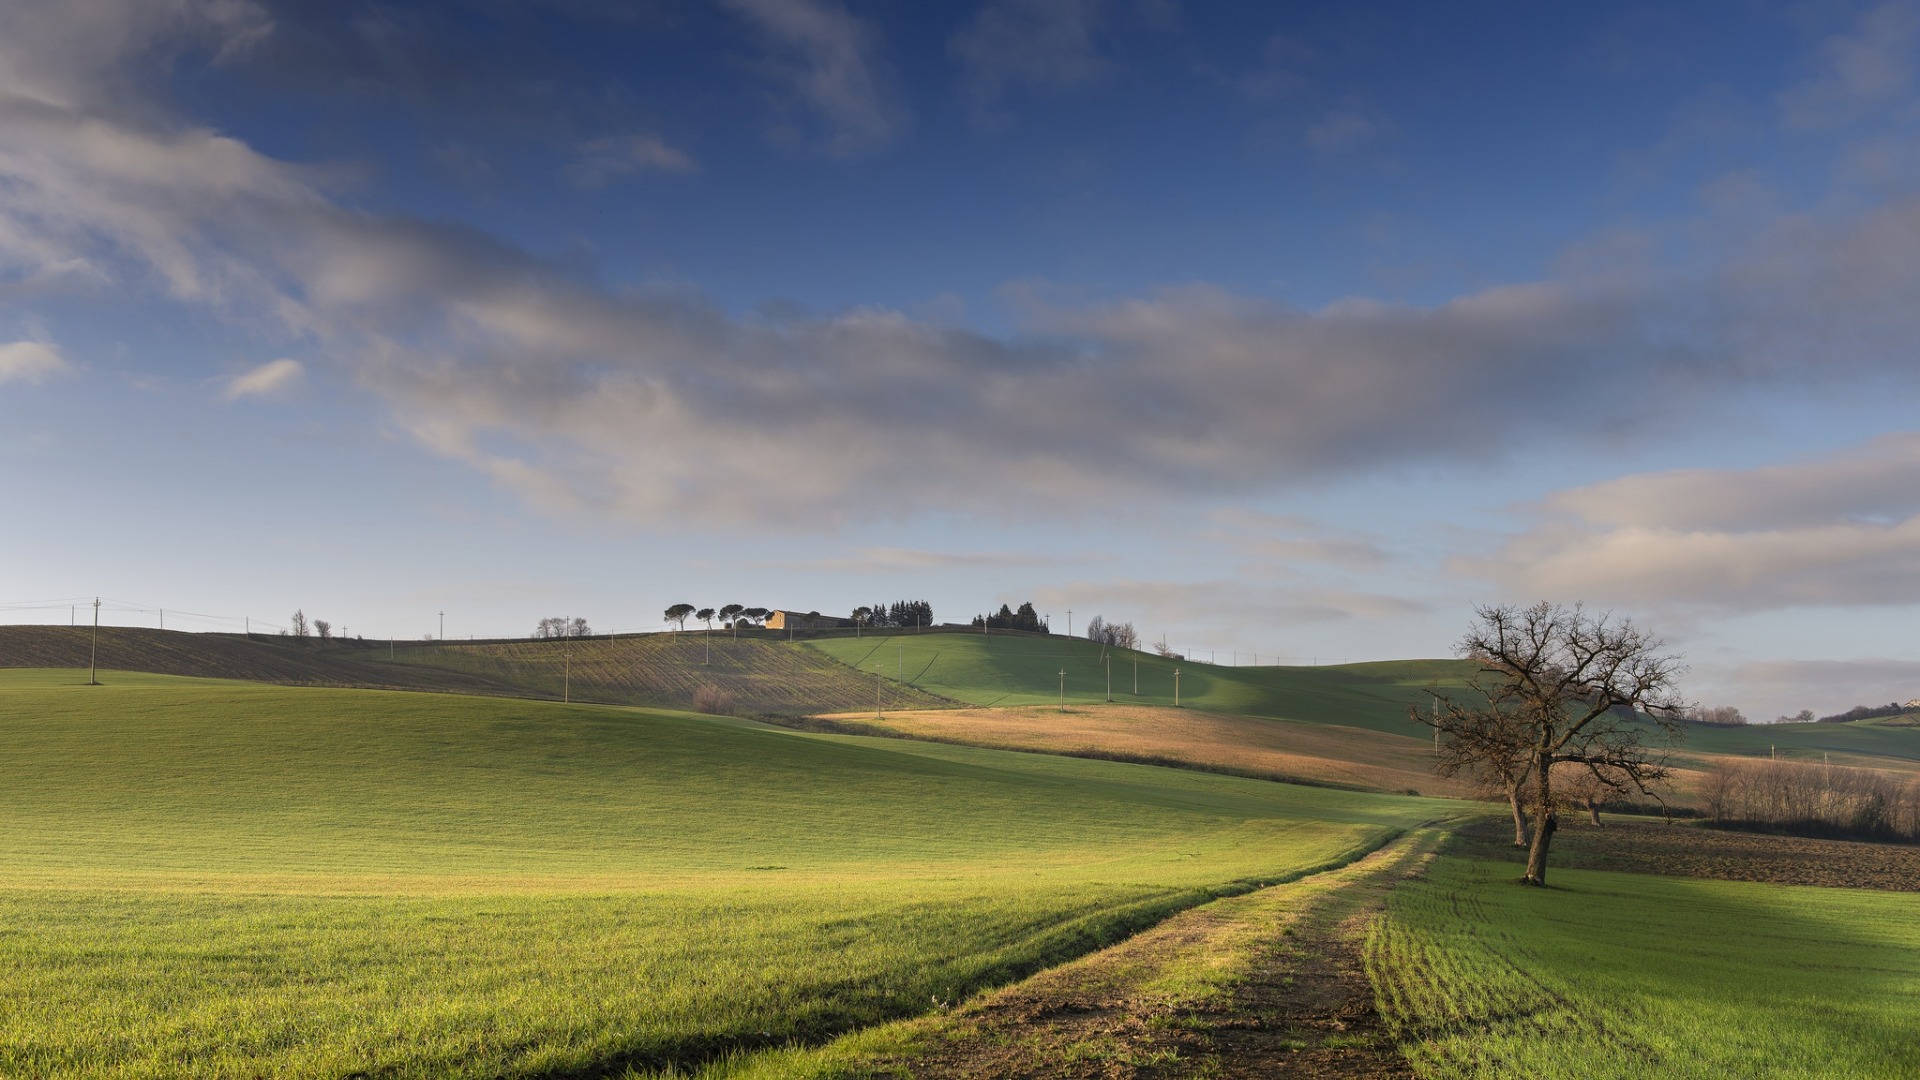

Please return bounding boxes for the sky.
[4,0,1920,721]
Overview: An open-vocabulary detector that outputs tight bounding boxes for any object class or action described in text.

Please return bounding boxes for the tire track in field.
[869,827,1454,1079]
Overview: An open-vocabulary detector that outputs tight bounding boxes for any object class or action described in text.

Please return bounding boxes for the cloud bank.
[1470,433,1920,612]
[7,0,1920,540]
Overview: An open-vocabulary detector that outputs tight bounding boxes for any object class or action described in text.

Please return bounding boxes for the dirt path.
[872,829,1446,1079]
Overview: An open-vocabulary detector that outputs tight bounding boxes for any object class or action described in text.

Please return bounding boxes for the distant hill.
[386,633,955,715]
[0,626,521,696]
[805,631,1469,735]
[0,625,953,716]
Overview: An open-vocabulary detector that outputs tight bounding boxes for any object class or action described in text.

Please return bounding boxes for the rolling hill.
[0,668,1456,1077]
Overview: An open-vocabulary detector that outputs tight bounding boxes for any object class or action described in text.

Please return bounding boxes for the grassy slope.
[806,632,1465,734]
[1368,850,1920,1078]
[0,669,1452,1078]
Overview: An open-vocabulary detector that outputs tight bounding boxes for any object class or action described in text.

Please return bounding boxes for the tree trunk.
[1523,752,1555,885]
[1586,796,1602,826]
[1507,785,1529,847]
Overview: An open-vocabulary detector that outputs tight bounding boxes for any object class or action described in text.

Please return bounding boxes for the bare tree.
[1423,692,1537,848]
[664,603,695,631]
[1085,616,1140,651]
[535,616,592,639]
[1559,762,1629,826]
[1421,602,1687,886]
[313,619,332,641]
[290,609,309,640]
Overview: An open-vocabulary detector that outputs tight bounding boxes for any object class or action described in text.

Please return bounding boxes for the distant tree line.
[854,600,933,628]
[1683,705,1748,726]
[972,602,1048,634]
[535,617,592,639]
[1083,615,1138,650]
[1817,702,1914,724]
[662,604,771,632]
[1699,757,1920,842]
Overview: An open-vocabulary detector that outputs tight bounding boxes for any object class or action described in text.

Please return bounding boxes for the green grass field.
[1367,850,1920,1078]
[0,669,1454,1077]
[804,632,1467,735]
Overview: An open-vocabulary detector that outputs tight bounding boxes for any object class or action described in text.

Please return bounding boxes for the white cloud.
[566,133,697,188]
[718,0,907,156]
[1467,433,1920,612]
[0,340,69,384]
[1778,1,1920,129]
[222,357,304,400]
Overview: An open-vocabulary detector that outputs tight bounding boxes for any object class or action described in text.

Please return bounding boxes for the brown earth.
[1448,815,1920,892]
[0,625,523,695]
[808,705,1474,798]
[870,829,1448,1079]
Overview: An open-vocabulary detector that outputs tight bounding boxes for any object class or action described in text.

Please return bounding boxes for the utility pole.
[898,643,903,683]
[1104,655,1112,702]
[1133,654,1138,695]
[1067,610,1072,638]
[1059,668,1066,706]
[563,642,571,704]
[88,597,100,685]
[705,626,711,665]
[159,609,164,630]
[439,611,444,642]
[1174,667,1181,708]
[245,616,250,637]
[876,670,884,719]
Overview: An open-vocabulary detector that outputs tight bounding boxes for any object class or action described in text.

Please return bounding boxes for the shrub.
[691,686,736,716]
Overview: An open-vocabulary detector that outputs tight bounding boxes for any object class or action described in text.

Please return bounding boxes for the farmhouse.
[764,610,851,631]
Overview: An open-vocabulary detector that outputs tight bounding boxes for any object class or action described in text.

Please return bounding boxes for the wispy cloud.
[222,357,304,400]
[1204,508,1392,570]
[1305,102,1396,157]
[951,0,1113,125]
[0,340,69,385]
[764,547,1063,573]
[565,133,698,188]
[1778,1,1920,129]
[719,0,908,156]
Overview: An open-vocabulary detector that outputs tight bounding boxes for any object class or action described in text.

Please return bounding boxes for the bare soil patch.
[1449,816,1920,892]
[872,831,1443,1079]
[809,705,1473,799]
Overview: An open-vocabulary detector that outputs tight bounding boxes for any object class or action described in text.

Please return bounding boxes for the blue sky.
[5,0,1920,719]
